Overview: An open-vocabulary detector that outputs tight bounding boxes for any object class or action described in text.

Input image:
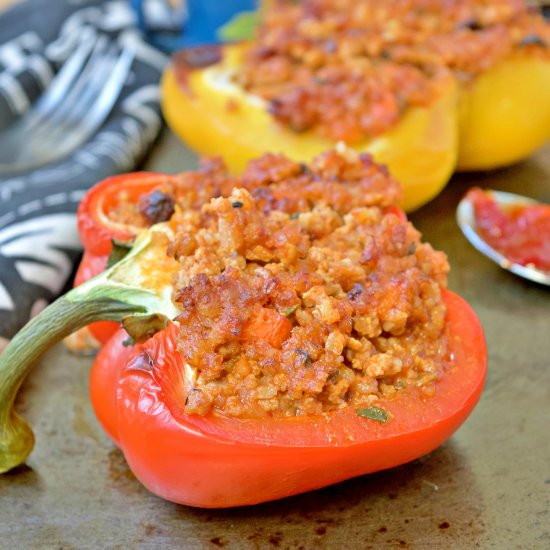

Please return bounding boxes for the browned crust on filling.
[107,152,402,228]
[153,151,450,418]
[107,150,449,418]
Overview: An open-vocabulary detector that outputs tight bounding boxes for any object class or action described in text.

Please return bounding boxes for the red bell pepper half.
[0,153,485,508]
[75,172,175,343]
[90,289,486,508]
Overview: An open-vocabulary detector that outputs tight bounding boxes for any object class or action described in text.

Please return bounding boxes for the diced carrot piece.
[242,307,292,349]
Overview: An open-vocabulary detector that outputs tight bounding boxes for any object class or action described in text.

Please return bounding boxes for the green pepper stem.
[0,227,177,473]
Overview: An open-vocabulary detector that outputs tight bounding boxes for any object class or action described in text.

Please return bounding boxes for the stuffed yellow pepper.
[451,4,550,170]
[372,0,550,171]
[161,0,550,209]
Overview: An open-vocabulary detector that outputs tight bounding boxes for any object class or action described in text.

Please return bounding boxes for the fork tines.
[0,36,134,174]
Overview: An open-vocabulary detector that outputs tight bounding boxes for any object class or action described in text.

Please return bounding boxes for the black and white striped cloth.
[0,0,166,347]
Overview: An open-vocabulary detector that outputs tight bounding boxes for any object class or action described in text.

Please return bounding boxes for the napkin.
[0,0,166,347]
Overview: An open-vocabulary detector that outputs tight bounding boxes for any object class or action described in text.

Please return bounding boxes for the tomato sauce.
[469,188,550,272]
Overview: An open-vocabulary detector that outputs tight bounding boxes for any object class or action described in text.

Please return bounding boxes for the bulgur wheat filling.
[107,150,401,228]
[235,0,550,143]
[127,150,450,419]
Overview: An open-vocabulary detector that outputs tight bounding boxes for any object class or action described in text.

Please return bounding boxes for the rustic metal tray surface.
[1,134,549,549]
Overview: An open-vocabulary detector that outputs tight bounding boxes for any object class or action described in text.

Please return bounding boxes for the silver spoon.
[457,190,550,286]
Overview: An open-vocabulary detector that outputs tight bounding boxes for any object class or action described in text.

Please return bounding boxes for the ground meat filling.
[164,153,449,419]
[235,0,550,143]
[106,150,402,228]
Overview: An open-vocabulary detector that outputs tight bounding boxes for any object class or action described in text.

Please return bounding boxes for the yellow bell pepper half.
[457,52,550,171]
[161,45,458,212]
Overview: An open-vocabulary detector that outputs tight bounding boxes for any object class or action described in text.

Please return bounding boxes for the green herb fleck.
[107,238,133,268]
[218,11,260,42]
[290,213,300,219]
[408,242,417,255]
[357,406,391,423]
[284,304,299,317]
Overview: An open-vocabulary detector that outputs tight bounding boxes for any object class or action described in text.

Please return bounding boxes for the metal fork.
[0,36,134,174]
